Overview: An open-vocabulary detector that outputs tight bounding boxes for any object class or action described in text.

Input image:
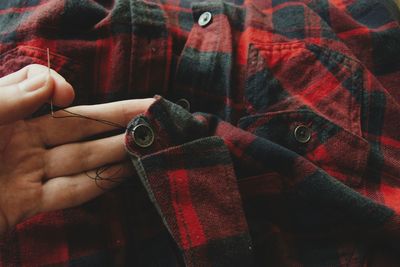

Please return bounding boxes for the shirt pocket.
[238,109,369,188]
[0,45,85,109]
[245,41,364,137]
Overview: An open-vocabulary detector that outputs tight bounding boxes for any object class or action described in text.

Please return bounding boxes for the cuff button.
[132,124,155,148]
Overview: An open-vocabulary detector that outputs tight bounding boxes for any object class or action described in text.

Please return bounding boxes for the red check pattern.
[1,0,400,266]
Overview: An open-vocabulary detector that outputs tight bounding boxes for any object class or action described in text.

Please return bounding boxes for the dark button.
[176,98,190,111]
[131,123,154,148]
[294,125,311,143]
[198,12,212,27]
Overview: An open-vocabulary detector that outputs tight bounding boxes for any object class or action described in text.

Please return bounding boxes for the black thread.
[85,165,124,190]
[46,48,129,190]
[85,164,138,190]
[51,106,131,190]
[50,105,127,130]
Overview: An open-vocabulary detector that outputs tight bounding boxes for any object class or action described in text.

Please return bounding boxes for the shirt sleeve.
[123,95,395,267]
[124,96,255,266]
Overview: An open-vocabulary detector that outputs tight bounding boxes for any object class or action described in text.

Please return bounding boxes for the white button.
[198,12,212,27]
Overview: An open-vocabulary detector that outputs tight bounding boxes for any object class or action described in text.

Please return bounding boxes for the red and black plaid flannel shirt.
[0,0,400,266]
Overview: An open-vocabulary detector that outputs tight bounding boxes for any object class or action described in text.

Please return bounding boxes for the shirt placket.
[128,0,171,98]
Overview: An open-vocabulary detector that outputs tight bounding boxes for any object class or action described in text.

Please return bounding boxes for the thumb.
[0,73,54,125]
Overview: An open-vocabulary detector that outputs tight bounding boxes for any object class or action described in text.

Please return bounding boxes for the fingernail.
[19,73,49,92]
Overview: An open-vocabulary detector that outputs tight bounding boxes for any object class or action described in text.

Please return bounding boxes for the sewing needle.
[46,48,55,116]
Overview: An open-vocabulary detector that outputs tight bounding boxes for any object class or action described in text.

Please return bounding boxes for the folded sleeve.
[124,96,255,266]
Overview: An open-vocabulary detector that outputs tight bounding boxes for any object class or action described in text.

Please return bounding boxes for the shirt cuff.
[124,96,254,266]
[125,95,208,157]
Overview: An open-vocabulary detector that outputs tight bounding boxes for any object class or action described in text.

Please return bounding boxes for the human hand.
[0,64,154,236]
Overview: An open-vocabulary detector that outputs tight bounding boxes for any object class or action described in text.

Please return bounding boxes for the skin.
[0,64,154,236]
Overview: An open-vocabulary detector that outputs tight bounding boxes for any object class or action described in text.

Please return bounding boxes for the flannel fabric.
[0,0,400,266]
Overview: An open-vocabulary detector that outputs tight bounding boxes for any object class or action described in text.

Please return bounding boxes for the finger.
[0,64,62,86]
[0,74,54,124]
[29,98,154,147]
[44,134,127,179]
[40,161,134,213]
[0,64,74,107]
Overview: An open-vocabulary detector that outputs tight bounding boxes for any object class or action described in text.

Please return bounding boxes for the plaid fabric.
[0,0,400,266]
